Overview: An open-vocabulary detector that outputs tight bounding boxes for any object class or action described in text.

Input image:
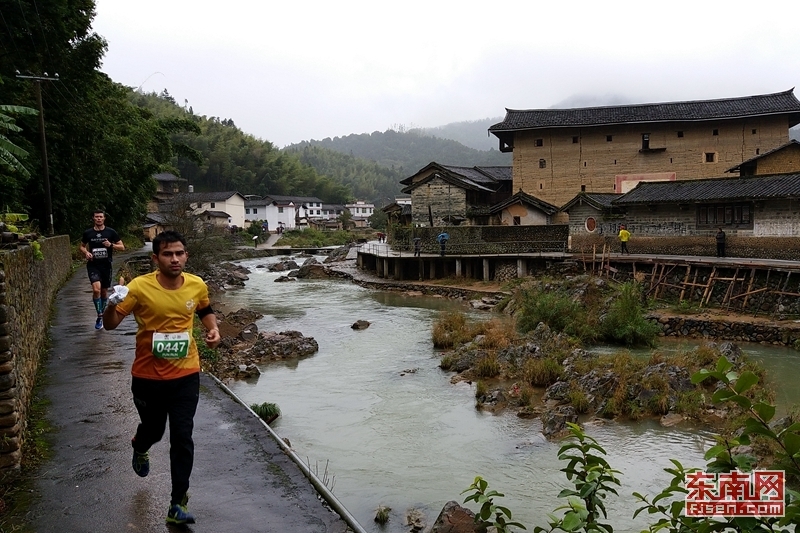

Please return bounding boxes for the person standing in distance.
[716,227,726,257]
[618,224,630,255]
[102,231,220,525]
[79,210,124,329]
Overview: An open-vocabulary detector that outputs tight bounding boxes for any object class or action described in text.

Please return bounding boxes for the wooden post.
[679,265,692,302]
[700,267,717,307]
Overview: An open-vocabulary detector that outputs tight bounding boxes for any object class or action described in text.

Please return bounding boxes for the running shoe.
[166,497,195,525]
[132,449,149,477]
[95,316,103,330]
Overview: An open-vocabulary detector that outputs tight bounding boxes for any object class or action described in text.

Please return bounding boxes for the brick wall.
[0,237,72,471]
[512,117,789,207]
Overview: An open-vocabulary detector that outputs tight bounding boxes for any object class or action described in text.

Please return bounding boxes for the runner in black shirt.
[79,210,124,329]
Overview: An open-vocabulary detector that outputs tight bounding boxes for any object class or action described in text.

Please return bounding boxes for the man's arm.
[79,242,92,260]
[102,303,125,330]
[112,240,125,252]
[200,311,220,349]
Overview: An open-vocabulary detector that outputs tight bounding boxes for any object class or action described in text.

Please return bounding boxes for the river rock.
[274,275,296,282]
[541,405,577,438]
[430,501,486,533]
[295,263,332,279]
[252,330,319,360]
[239,323,259,341]
[269,260,299,272]
[236,364,261,379]
[660,412,684,427]
[351,320,370,330]
[469,300,494,310]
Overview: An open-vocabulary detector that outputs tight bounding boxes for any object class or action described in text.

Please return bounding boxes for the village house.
[560,192,624,236]
[147,172,188,213]
[487,190,559,226]
[400,163,513,226]
[489,89,800,208]
[345,200,375,227]
[244,194,324,231]
[184,191,247,229]
[726,139,800,177]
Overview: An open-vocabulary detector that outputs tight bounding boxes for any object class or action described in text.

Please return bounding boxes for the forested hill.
[284,128,511,177]
[130,91,403,203]
[421,117,505,151]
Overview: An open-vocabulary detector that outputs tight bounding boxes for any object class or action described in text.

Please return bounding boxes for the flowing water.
[217,256,799,533]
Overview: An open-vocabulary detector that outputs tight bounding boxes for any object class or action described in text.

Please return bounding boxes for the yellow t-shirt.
[115,271,210,380]
[619,229,630,242]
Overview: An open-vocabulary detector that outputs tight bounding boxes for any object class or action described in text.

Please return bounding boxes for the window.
[705,152,716,163]
[535,138,543,147]
[606,135,613,142]
[513,216,521,226]
[196,202,203,208]
[278,207,284,213]
[210,202,216,208]
[697,203,751,226]
[585,217,597,232]
[245,208,250,214]
[581,185,586,192]
[539,183,543,189]
[756,148,760,155]
[539,159,546,168]
[752,129,757,134]
[572,136,579,143]
[641,134,650,150]
[712,129,719,136]
[677,131,684,138]
[253,208,258,214]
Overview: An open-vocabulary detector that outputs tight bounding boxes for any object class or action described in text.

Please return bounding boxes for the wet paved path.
[27,262,350,533]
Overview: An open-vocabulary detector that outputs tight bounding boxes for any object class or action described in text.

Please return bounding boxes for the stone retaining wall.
[649,313,800,346]
[0,236,72,471]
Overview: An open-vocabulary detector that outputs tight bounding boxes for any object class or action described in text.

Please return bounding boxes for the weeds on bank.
[432,313,514,350]
[277,229,355,248]
[464,360,800,533]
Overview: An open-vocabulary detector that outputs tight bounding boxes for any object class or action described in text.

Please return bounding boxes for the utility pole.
[16,72,59,235]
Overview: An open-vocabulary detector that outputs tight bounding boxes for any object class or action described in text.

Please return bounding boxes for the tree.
[0,103,37,210]
[338,209,353,229]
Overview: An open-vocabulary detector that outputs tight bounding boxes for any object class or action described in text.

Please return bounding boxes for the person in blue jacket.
[436,232,449,257]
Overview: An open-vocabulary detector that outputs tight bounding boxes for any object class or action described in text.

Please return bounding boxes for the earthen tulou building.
[488,89,800,210]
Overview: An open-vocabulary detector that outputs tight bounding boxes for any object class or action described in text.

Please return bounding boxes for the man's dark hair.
[153,230,187,255]
[93,209,105,216]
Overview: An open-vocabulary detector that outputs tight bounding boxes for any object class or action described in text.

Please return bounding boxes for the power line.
[30,0,54,66]
[15,0,36,51]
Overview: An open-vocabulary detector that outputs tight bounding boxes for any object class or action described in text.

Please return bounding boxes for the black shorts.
[87,262,112,289]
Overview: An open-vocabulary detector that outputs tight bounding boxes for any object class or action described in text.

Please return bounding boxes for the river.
[217,256,799,533]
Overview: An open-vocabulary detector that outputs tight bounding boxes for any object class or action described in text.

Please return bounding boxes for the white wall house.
[186,191,246,228]
[345,200,375,218]
[246,195,325,230]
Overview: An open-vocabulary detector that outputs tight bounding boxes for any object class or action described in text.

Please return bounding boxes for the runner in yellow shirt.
[103,231,220,525]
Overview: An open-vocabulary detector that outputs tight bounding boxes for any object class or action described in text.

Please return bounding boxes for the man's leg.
[131,378,169,458]
[167,373,200,506]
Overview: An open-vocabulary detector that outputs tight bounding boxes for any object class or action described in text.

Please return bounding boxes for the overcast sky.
[92,0,800,148]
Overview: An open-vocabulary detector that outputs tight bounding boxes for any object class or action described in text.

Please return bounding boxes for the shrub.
[515,288,596,342]
[475,354,501,378]
[600,282,660,347]
[432,311,472,349]
[522,357,562,386]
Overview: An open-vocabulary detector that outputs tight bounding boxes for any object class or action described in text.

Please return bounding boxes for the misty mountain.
[791,125,800,142]
[284,129,511,177]
[419,117,504,151]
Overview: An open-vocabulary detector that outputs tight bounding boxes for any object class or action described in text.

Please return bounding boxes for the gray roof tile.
[490,90,800,132]
[612,173,800,205]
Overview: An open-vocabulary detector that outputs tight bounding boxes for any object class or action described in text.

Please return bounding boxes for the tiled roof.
[199,210,231,218]
[561,192,622,211]
[489,90,800,132]
[264,195,324,204]
[244,198,269,207]
[725,140,800,173]
[401,162,512,194]
[153,172,186,182]
[181,191,243,202]
[489,191,558,215]
[612,173,800,205]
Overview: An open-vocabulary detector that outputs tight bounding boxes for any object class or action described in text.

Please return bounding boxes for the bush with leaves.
[599,281,660,347]
[463,355,800,533]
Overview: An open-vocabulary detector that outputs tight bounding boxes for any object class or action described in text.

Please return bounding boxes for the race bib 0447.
[152,332,191,359]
